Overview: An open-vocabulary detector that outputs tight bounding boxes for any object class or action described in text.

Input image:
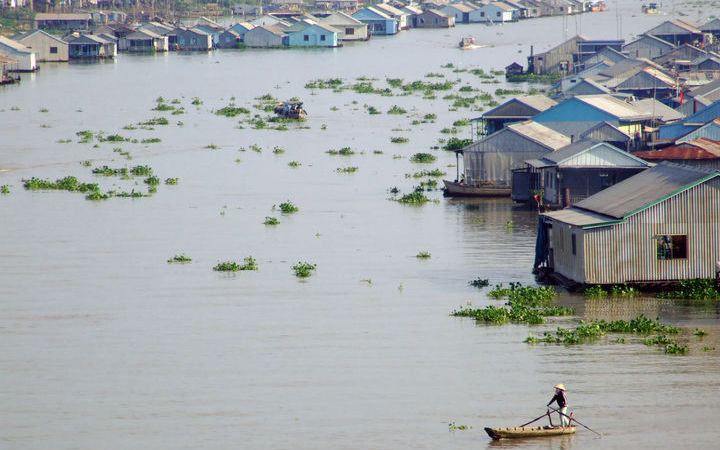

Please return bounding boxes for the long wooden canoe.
[443,180,511,197]
[484,425,576,440]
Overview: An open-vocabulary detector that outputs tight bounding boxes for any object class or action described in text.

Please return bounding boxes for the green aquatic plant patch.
[444,137,472,151]
[655,278,720,300]
[1,185,10,194]
[168,254,192,263]
[336,166,359,173]
[453,284,569,325]
[278,201,299,213]
[92,166,128,177]
[130,165,153,176]
[387,105,407,114]
[264,216,279,225]
[292,261,316,278]
[525,315,681,346]
[469,278,490,288]
[410,153,437,163]
[396,190,429,204]
[416,251,432,259]
[305,78,343,89]
[215,105,250,117]
[390,136,409,144]
[23,176,98,193]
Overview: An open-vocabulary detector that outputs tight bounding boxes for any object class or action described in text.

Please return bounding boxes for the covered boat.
[484,425,576,440]
[459,37,474,49]
[443,179,511,197]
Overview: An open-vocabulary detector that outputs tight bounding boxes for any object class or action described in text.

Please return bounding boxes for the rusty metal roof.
[573,162,719,219]
[634,139,720,160]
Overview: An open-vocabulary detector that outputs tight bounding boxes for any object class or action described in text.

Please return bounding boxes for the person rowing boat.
[547,383,569,427]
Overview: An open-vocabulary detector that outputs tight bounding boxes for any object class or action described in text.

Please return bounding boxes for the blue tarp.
[533,216,549,270]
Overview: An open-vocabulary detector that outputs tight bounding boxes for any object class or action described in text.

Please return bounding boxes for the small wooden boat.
[459,37,474,49]
[443,179,511,197]
[485,425,576,440]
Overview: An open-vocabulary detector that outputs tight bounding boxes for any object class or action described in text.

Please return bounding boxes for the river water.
[1,3,719,449]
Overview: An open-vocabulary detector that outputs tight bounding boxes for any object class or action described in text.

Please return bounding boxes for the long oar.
[548,406,602,437]
[519,410,551,427]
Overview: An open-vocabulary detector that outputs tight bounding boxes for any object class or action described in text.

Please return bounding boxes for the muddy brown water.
[1,5,719,449]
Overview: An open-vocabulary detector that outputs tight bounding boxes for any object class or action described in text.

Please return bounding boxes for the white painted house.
[476,2,515,23]
[0,36,37,71]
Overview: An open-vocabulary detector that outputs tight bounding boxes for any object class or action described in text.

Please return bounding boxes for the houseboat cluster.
[0,0,606,75]
[445,17,720,287]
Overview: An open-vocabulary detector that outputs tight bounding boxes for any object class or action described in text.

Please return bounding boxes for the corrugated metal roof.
[676,118,720,142]
[35,13,91,21]
[573,162,719,219]
[507,120,571,150]
[482,95,556,119]
[543,207,619,227]
[519,94,558,111]
[630,98,685,122]
[575,95,653,121]
[0,36,31,53]
[545,139,651,167]
[634,142,720,160]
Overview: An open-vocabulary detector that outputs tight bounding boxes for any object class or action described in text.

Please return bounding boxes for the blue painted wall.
[352,9,398,35]
[287,24,338,47]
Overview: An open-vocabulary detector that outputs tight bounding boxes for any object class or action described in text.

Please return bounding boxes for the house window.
[320,34,326,41]
[50,46,58,54]
[481,12,485,17]
[304,35,309,41]
[571,234,576,255]
[345,27,354,35]
[656,235,687,260]
[420,18,425,24]
[434,18,438,24]
[497,11,501,17]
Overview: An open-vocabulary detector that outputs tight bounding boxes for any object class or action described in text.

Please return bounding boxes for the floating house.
[352,7,398,36]
[676,118,720,143]
[318,12,368,41]
[480,94,558,135]
[541,121,631,149]
[285,20,339,47]
[244,26,286,47]
[644,19,704,46]
[658,100,720,141]
[12,30,68,62]
[415,9,454,28]
[438,3,476,24]
[0,36,38,71]
[476,2,516,23]
[35,13,91,31]
[217,30,244,48]
[372,3,410,30]
[533,94,652,141]
[614,67,677,101]
[536,163,720,286]
[119,29,169,52]
[622,34,675,60]
[462,120,571,186]
[249,15,292,30]
[517,140,651,206]
[175,28,212,51]
[65,34,116,59]
[228,22,256,40]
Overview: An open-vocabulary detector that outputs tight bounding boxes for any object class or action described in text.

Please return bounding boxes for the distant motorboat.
[459,37,474,49]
